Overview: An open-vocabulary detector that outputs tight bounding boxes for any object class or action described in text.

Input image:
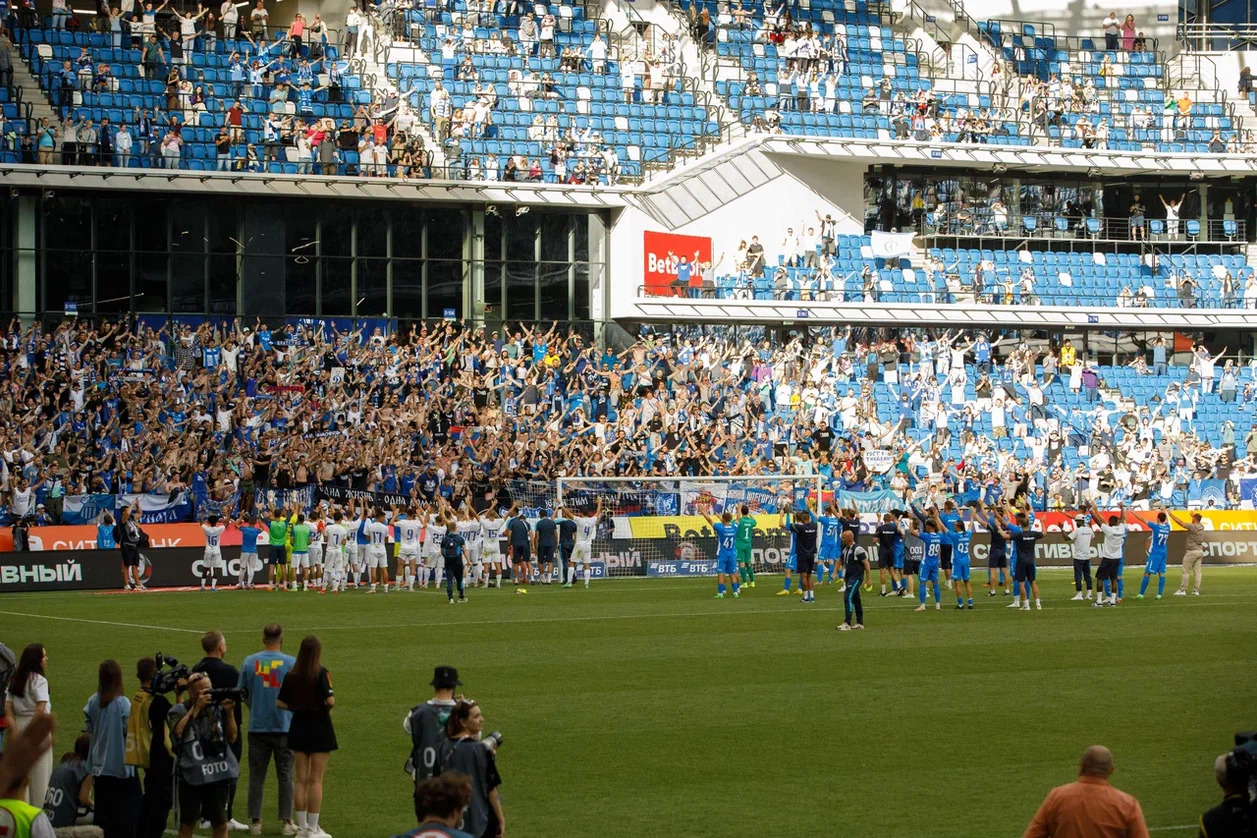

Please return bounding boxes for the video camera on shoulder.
[150,652,190,695]
[1226,732,1257,805]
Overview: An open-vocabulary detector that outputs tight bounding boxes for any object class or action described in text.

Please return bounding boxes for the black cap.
[430,665,462,689]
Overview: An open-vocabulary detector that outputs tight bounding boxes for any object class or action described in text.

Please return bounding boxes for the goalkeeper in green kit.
[735,504,756,589]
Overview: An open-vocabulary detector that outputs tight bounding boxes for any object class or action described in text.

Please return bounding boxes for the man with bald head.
[1199,752,1253,837]
[1025,746,1150,838]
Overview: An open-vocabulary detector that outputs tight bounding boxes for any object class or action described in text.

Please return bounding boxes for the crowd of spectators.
[3,308,1257,529]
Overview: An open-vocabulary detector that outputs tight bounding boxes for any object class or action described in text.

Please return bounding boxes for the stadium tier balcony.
[386,1,722,182]
[644,232,1257,309]
[11,25,381,174]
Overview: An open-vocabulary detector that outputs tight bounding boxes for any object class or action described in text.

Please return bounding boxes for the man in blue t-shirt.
[1138,510,1172,600]
[238,515,263,590]
[700,504,740,599]
[237,624,297,834]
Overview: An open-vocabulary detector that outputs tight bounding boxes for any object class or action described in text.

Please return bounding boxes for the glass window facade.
[1,192,603,327]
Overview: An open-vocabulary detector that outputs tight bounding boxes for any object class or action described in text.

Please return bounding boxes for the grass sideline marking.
[0,588,1251,636]
[0,610,203,633]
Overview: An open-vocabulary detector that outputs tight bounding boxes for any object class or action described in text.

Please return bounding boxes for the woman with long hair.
[84,659,141,838]
[441,700,505,838]
[4,643,52,805]
[277,636,335,838]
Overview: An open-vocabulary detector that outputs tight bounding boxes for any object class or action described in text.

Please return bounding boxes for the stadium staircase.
[3,33,56,128]
[360,7,450,175]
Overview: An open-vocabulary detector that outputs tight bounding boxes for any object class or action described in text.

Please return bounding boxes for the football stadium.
[0,0,1256,833]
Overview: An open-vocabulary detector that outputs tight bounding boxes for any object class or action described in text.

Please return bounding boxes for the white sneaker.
[227,819,250,832]
[1035,601,1042,610]
[308,829,332,838]
[934,602,941,611]
[836,623,852,631]
[1173,589,1187,596]
[1192,590,1201,596]
[1020,604,1031,611]
[1085,592,1093,599]
[250,823,263,836]
[281,822,299,836]
[1006,600,1021,608]
[1070,592,1084,601]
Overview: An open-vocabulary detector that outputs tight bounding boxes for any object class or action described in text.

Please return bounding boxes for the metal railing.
[1177,22,1257,52]
[920,214,1247,244]
[985,26,1163,57]
[637,283,1257,310]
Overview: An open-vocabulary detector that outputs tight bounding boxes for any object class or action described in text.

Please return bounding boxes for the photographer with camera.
[130,657,183,838]
[1200,741,1256,838]
[167,672,239,838]
[403,666,461,820]
[439,700,504,838]
[192,632,245,832]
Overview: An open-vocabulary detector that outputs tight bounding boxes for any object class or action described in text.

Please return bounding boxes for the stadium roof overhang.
[3,136,1249,209]
[0,163,634,209]
[623,297,1257,331]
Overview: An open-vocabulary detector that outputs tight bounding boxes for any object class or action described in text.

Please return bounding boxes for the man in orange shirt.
[1025,746,1150,838]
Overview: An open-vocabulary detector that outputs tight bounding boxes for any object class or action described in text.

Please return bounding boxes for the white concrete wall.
[966,0,1178,52]
[1190,50,1257,98]
[608,155,867,317]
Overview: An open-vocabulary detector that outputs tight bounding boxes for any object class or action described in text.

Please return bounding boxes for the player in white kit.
[478,507,505,588]
[563,498,601,589]
[200,514,226,592]
[307,512,326,591]
[393,506,424,590]
[364,508,393,593]
[346,498,366,588]
[420,504,448,590]
[457,506,484,588]
[322,509,350,593]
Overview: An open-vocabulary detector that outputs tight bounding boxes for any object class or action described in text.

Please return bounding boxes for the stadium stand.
[0,315,1254,526]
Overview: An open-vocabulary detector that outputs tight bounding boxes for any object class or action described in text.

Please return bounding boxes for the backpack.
[440,532,462,561]
[124,689,172,768]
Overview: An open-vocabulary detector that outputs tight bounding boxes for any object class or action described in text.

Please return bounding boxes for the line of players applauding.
[698,495,1199,631]
[197,498,605,602]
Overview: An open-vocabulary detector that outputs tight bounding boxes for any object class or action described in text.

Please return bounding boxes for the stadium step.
[6,31,58,127]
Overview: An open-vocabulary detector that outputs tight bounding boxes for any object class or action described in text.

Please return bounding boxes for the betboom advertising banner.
[642,231,712,295]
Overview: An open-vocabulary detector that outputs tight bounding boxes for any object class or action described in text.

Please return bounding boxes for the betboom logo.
[1,563,83,585]
[646,252,681,276]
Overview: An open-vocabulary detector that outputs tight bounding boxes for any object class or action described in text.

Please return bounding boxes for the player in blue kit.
[911,505,944,612]
[700,504,741,599]
[942,516,975,609]
[937,500,961,584]
[816,500,843,586]
[1137,510,1172,600]
[777,502,803,596]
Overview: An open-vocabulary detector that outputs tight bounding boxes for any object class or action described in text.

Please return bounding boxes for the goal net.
[555,475,826,579]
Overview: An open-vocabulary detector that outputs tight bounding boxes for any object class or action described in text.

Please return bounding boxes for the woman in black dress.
[277,635,336,838]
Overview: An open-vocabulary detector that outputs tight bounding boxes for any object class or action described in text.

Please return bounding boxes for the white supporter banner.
[869,230,916,260]
[864,449,895,474]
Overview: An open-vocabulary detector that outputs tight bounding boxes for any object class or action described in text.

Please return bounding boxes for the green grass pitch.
[1,567,1254,837]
